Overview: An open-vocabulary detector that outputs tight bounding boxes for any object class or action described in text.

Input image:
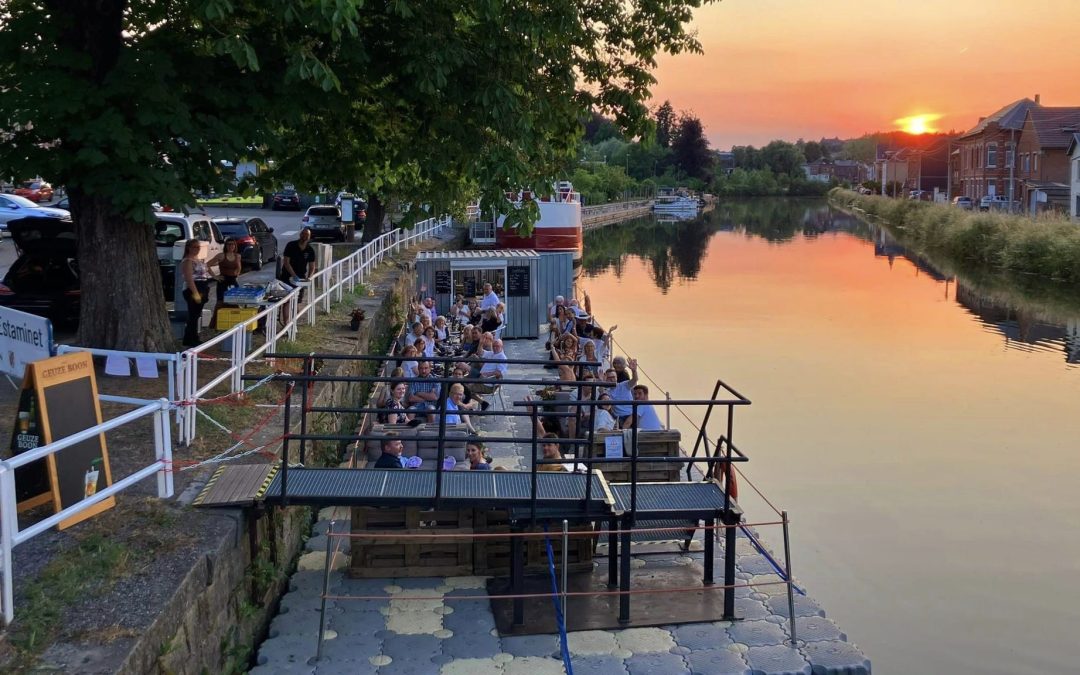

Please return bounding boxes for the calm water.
[582,200,1080,675]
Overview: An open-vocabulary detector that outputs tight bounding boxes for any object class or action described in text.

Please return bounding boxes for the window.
[986,143,997,168]
[192,221,212,242]
[1023,154,1030,173]
[1033,152,1039,172]
[1006,145,1015,168]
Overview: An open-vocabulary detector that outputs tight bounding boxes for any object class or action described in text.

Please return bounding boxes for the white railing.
[56,346,182,427]
[178,216,452,445]
[0,398,174,625]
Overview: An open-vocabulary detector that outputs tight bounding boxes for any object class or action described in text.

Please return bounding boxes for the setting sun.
[894,113,943,135]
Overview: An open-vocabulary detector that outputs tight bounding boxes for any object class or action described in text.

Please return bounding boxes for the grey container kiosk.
[416,249,562,339]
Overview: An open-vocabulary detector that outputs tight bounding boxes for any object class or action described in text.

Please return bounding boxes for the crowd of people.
[369,284,665,472]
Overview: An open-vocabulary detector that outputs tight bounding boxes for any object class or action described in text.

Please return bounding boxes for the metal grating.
[611,481,739,515]
[630,519,699,543]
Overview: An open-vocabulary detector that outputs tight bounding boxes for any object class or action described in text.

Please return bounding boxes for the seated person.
[443,383,477,433]
[538,433,567,472]
[398,345,419,379]
[373,433,405,469]
[470,338,508,394]
[466,440,492,471]
[479,308,502,333]
[379,381,412,424]
[400,322,425,353]
[495,301,506,325]
[623,384,665,431]
[592,393,617,433]
[451,364,489,411]
[407,361,441,414]
[547,295,567,321]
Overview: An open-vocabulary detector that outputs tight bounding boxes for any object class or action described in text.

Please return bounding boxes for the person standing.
[208,238,242,327]
[479,282,500,311]
[180,239,212,347]
[278,227,316,300]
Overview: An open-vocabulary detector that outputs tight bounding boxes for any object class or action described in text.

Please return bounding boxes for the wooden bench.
[581,429,683,484]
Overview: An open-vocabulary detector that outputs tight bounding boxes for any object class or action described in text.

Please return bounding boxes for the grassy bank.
[829,188,1080,283]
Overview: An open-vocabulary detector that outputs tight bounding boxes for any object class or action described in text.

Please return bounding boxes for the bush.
[829,189,1080,282]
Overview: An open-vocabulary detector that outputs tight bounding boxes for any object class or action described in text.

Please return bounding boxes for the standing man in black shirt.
[279,227,316,300]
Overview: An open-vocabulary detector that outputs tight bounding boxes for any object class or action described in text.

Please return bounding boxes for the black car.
[271,190,301,211]
[0,217,80,328]
[213,217,278,271]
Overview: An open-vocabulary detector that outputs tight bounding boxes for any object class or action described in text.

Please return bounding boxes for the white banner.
[0,306,54,377]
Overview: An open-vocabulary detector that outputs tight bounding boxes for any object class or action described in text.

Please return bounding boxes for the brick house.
[1070,134,1080,220]
[1015,107,1080,214]
[951,97,1040,201]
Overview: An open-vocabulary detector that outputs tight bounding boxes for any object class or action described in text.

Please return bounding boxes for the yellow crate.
[216,307,258,331]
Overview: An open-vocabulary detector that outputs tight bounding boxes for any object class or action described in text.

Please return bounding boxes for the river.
[581,199,1080,675]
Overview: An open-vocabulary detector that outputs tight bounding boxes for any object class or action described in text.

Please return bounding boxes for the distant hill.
[838,131,958,163]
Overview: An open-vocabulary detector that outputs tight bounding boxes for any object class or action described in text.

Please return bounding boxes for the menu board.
[507,266,530,297]
[434,270,452,294]
[30,352,114,530]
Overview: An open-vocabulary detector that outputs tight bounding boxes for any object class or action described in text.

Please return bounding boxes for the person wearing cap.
[374,433,405,469]
[479,282,500,311]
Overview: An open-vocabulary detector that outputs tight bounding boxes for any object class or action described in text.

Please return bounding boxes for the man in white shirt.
[606,357,638,424]
[479,283,500,311]
[472,339,508,393]
[624,384,665,431]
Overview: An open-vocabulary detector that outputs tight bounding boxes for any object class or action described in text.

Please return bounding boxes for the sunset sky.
[650,0,1080,149]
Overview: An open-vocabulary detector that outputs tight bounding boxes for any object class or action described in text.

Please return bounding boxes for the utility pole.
[1008,129,1016,213]
[946,140,952,199]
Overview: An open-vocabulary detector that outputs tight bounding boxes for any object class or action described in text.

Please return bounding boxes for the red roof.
[1023,107,1080,149]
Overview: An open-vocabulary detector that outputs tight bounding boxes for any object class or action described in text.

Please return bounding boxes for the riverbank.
[829,188,1080,283]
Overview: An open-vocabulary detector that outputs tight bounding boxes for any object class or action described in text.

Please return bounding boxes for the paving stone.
[726,620,789,647]
[305,533,329,552]
[443,605,497,634]
[380,632,441,662]
[502,655,567,675]
[614,627,677,653]
[337,577,394,597]
[439,657,505,675]
[684,648,751,675]
[441,631,502,659]
[281,589,328,613]
[317,634,383,664]
[788,617,845,643]
[314,657,378,675]
[749,575,787,597]
[290,570,333,592]
[500,634,560,658]
[625,651,689,674]
[393,577,447,589]
[257,635,318,666]
[765,615,788,626]
[766,594,825,619]
[734,597,770,621]
[671,623,735,651]
[377,657,445,675]
[743,645,811,675]
[386,610,443,634]
[566,630,619,656]
[298,551,348,572]
[570,654,628,675]
[249,661,317,675]
[670,645,693,656]
[328,610,388,637]
[269,607,338,638]
[388,587,446,612]
[801,640,871,675]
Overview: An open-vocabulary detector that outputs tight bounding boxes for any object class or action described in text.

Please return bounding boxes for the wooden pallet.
[349,527,474,578]
[473,508,596,575]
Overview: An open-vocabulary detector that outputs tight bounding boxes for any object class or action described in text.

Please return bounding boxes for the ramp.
[193,464,279,507]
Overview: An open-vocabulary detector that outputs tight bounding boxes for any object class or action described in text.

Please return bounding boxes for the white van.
[155,212,223,299]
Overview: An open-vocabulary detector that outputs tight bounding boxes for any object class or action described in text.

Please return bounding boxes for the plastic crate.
[216,307,259,331]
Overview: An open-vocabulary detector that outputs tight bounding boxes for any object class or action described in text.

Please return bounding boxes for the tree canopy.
[0,0,710,349]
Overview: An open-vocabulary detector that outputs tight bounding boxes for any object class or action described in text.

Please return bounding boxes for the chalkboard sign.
[507,266,530,297]
[31,352,114,530]
[434,270,451,294]
[7,378,51,510]
[463,275,477,298]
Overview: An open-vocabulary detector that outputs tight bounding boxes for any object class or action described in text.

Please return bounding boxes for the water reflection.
[584,198,1080,365]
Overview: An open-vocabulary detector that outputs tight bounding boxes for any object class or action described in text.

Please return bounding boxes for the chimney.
[1035,94,1041,105]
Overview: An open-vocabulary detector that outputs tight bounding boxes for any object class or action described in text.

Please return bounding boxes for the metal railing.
[178,216,452,445]
[0,398,174,625]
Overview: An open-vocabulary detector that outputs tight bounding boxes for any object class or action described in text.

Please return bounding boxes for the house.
[875,148,915,195]
[1015,107,1080,214]
[804,159,869,184]
[950,96,1040,201]
[1070,134,1080,220]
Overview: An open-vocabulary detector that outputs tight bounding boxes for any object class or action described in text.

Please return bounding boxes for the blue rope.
[738,524,806,596]
[543,524,574,675]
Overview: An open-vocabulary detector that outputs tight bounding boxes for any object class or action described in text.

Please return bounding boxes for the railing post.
[0,463,17,626]
[665,391,671,430]
[231,327,245,394]
[782,510,798,645]
[156,399,174,498]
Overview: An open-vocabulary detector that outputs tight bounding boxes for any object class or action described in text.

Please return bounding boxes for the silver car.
[0,193,70,233]
[302,205,345,241]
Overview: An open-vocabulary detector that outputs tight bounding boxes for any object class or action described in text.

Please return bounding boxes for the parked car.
[302,205,345,241]
[979,195,1014,211]
[271,189,301,211]
[0,194,70,233]
[14,180,54,203]
[0,217,80,328]
[155,212,223,297]
[952,196,974,210]
[212,216,278,271]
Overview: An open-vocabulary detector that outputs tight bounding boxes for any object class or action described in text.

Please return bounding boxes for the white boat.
[653,195,700,214]
[492,181,583,261]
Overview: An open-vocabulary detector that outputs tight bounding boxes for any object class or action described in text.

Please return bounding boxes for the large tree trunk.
[363,194,386,242]
[73,191,176,351]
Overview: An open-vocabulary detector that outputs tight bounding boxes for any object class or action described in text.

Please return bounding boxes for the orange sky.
[649,0,1080,148]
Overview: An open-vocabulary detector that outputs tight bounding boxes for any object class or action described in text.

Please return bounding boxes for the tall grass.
[829,189,1080,283]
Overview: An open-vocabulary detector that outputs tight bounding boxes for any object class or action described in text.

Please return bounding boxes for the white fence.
[178,215,452,444]
[0,398,174,625]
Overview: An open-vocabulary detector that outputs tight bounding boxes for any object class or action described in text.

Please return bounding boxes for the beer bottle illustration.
[84,459,101,498]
